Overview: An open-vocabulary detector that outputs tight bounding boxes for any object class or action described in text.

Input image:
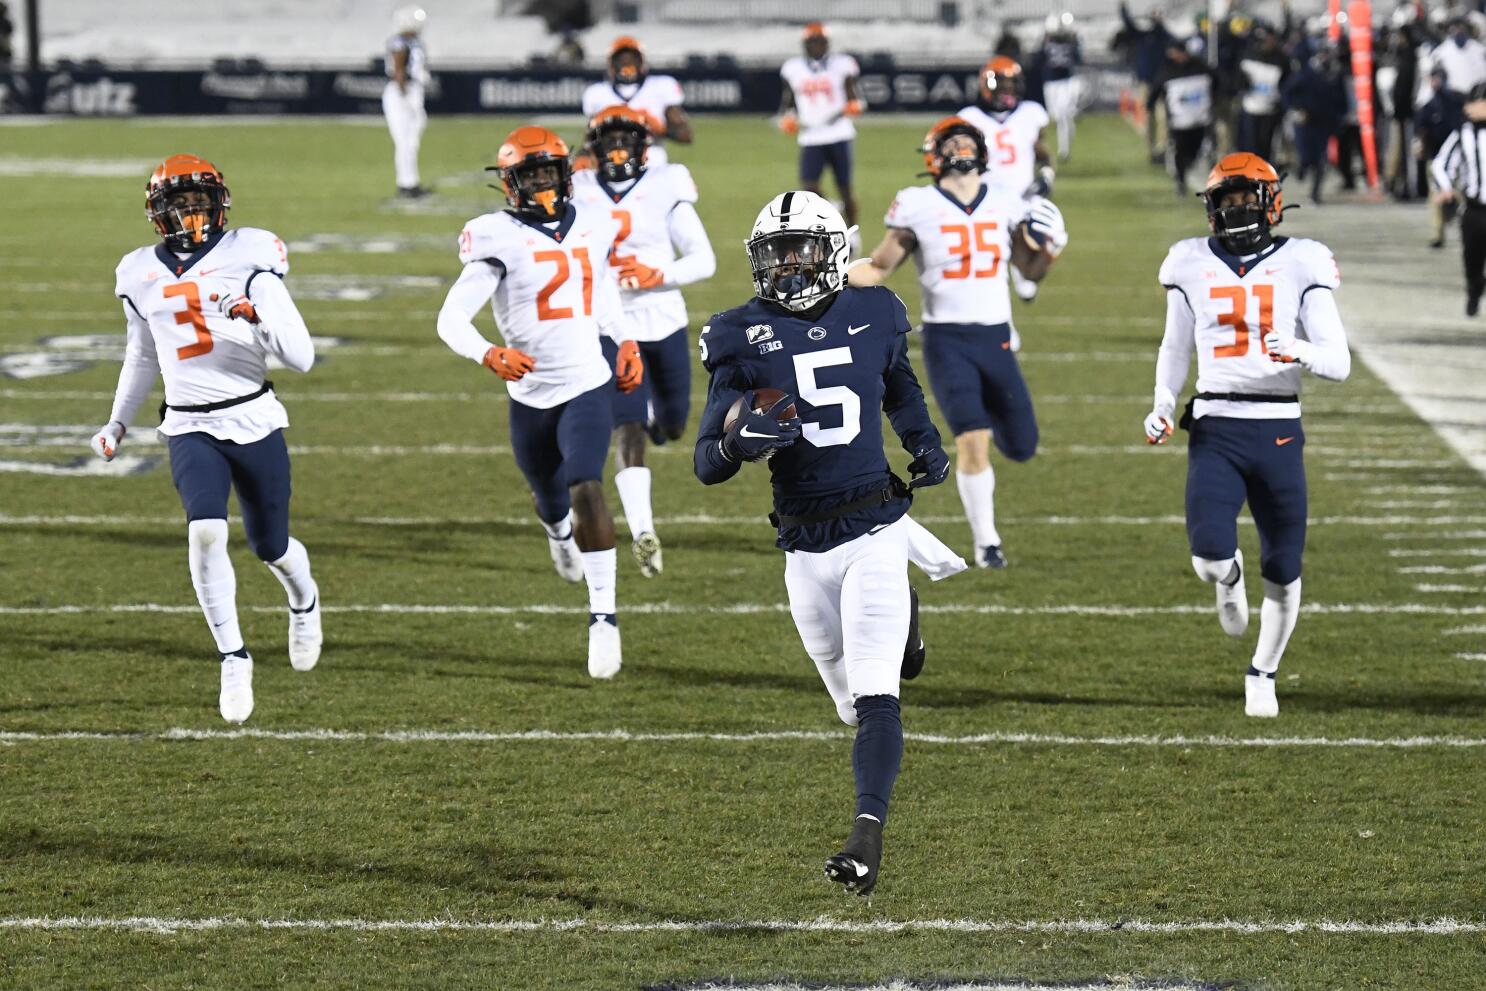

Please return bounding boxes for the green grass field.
[2,113,1485,990]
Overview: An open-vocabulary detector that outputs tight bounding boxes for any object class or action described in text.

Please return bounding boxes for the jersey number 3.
[162,282,213,360]
[534,248,594,321]
[1210,284,1274,358]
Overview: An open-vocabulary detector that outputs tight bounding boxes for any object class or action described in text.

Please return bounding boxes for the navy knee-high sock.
[852,694,903,824]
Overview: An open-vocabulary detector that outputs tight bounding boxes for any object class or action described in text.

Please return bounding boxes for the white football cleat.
[287,591,322,672]
[220,652,254,724]
[1245,672,1279,718]
[633,531,663,578]
[1216,549,1249,637]
[587,613,622,679]
[549,534,584,583]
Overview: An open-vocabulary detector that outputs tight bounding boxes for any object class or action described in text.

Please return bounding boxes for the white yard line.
[0,915,1479,936]
[1397,565,1486,575]
[1415,584,1485,594]
[3,601,1486,618]
[4,513,1485,529]
[1390,548,1486,557]
[1454,653,1486,661]
[1443,625,1486,635]
[3,727,1486,749]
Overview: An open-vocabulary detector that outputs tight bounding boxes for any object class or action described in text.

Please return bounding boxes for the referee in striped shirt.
[1432,82,1486,316]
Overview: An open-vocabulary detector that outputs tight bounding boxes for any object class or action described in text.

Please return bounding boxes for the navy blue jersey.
[1040,38,1082,81]
[694,286,941,553]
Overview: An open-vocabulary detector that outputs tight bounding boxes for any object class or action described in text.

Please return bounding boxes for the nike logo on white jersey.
[847,324,870,335]
[738,426,776,439]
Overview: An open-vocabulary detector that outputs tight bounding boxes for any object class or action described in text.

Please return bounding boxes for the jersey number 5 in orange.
[1210,284,1274,358]
[534,248,594,321]
[162,282,213,360]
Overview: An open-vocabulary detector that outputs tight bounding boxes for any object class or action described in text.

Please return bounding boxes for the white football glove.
[1024,198,1069,256]
[210,288,259,323]
[1262,330,1302,365]
[90,421,125,461]
[1008,325,1022,353]
[1143,410,1173,445]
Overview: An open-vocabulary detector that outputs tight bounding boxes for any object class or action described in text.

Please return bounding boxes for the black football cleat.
[979,545,1009,569]
[902,586,925,681]
[825,815,883,896]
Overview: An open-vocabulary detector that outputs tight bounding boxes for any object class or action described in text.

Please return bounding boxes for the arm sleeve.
[1153,286,1194,417]
[693,344,751,485]
[436,261,503,363]
[1432,130,1461,190]
[663,201,716,287]
[595,255,628,342]
[245,272,315,373]
[1294,287,1351,381]
[108,299,160,427]
[882,331,942,456]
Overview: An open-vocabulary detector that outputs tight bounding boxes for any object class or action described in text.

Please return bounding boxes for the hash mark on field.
[0,915,1480,936]
[1415,584,1486,594]
[1396,564,1486,575]
[1443,625,1486,635]
[1454,653,1486,661]
[1389,548,1486,557]
[4,728,1486,750]
[5,601,1486,618]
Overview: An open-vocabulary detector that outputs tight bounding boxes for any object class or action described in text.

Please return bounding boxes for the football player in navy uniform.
[694,191,966,895]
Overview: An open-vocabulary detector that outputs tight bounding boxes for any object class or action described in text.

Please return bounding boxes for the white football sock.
[540,510,574,540]
[1251,577,1302,674]
[614,466,654,539]
[581,548,617,616]
[188,518,243,654]
[265,537,316,610]
[956,468,1000,548]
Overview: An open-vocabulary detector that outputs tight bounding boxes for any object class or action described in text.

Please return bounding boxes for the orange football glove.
[210,291,258,324]
[843,99,864,117]
[779,113,799,135]
[618,257,665,291]
[483,346,536,382]
[615,339,644,393]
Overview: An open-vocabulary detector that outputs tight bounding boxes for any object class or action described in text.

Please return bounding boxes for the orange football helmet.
[492,126,572,219]
[1203,152,1284,251]
[609,35,646,85]
[586,105,653,183]
[979,55,1024,112]
[920,116,988,177]
[145,154,231,253]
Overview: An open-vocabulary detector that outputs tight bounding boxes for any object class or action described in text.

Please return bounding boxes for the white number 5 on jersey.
[793,348,860,448]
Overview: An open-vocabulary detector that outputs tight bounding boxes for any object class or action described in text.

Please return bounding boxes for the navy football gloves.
[907,445,950,489]
[723,391,802,463]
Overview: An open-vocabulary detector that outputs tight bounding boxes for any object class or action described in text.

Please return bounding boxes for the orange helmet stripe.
[496,126,570,169]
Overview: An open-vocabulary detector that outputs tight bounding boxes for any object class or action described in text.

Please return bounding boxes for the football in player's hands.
[722,388,801,462]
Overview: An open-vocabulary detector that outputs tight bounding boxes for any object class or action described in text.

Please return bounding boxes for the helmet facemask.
[504,158,571,219]
[981,68,1021,113]
[591,122,649,183]
[937,130,987,176]
[747,230,845,312]
[148,182,229,254]
[610,49,644,85]
[1205,179,1276,254]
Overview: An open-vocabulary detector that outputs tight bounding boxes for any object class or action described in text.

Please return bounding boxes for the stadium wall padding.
[0,64,1133,115]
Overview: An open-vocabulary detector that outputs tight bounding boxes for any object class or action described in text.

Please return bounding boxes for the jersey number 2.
[534,248,594,321]
[1210,284,1274,358]
[162,282,213,360]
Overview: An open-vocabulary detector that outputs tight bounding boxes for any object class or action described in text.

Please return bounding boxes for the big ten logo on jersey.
[940,222,1001,279]
[0,333,347,381]
[1209,284,1275,358]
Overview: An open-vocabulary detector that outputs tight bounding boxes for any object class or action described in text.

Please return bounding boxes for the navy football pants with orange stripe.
[1186,415,1307,585]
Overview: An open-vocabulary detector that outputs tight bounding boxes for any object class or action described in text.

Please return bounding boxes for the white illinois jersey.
[456,206,620,408]
[884,183,1035,326]
[571,163,700,340]
[1159,235,1342,420]
[957,101,1049,197]
[582,75,683,165]
[114,227,291,441]
[780,53,861,146]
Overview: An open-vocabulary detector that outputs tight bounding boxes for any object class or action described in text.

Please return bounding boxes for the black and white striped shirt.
[1433,119,1486,204]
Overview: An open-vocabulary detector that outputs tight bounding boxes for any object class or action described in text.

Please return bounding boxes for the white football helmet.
[393,5,426,34]
[745,190,858,312]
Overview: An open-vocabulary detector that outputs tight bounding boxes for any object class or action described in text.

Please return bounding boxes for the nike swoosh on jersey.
[1276,436,1295,446]
[847,324,870,335]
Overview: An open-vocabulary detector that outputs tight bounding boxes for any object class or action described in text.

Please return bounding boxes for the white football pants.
[1043,77,1081,159]
[785,516,912,727]
[382,81,426,189]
